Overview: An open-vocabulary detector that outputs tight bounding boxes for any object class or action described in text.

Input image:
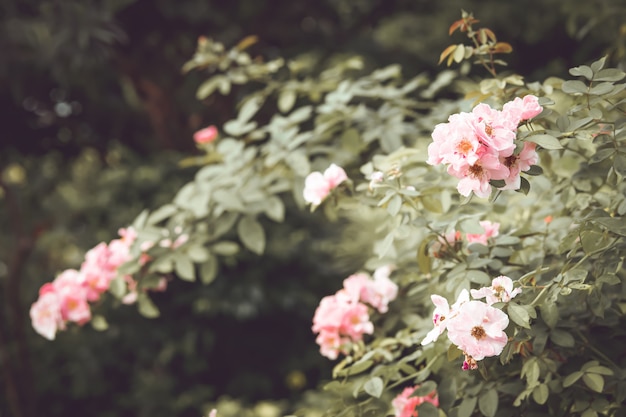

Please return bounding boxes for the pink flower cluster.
[312,266,398,359]
[432,221,500,257]
[392,386,439,417]
[30,228,137,340]
[427,95,542,198]
[421,276,521,369]
[303,164,348,206]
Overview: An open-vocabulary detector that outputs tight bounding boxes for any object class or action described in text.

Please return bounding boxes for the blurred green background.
[1,1,624,416]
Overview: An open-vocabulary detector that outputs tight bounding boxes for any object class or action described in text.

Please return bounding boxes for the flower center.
[468,163,484,179]
[504,154,517,168]
[485,125,493,136]
[471,326,486,340]
[456,138,474,155]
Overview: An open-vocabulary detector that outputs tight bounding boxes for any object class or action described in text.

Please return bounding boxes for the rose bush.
[30,11,626,417]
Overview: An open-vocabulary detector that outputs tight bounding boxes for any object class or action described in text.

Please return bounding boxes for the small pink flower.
[52,269,91,324]
[470,275,521,305]
[369,171,384,190]
[466,221,500,245]
[392,386,439,417]
[208,409,218,417]
[30,288,64,340]
[324,164,348,189]
[303,164,348,206]
[193,125,218,144]
[503,95,542,122]
[446,301,509,360]
[422,290,469,345]
[501,141,538,190]
[312,290,373,359]
[342,268,398,314]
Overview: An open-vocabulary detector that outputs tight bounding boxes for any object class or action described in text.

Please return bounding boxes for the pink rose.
[193,125,218,144]
[446,301,509,361]
[30,287,64,340]
[470,275,522,305]
[303,164,348,206]
[466,221,500,245]
[392,386,439,417]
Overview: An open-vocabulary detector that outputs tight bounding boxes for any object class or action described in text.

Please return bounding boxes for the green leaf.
[594,68,626,82]
[532,384,549,405]
[459,218,485,234]
[211,241,240,256]
[478,388,498,417]
[337,359,373,377]
[387,194,402,216]
[589,82,615,96]
[417,239,431,274]
[539,301,559,328]
[518,176,531,195]
[589,148,616,164]
[264,196,285,222]
[549,329,575,347]
[137,294,160,318]
[447,343,463,361]
[569,65,594,80]
[174,255,195,281]
[525,134,563,150]
[561,80,588,94]
[457,396,477,417]
[413,381,437,396]
[592,217,626,237]
[508,303,531,328]
[132,209,149,229]
[237,216,266,255]
[586,366,614,376]
[525,165,543,176]
[583,373,604,393]
[590,56,607,73]
[147,204,178,225]
[363,377,384,398]
[614,152,626,177]
[416,403,438,417]
[466,270,491,285]
[91,315,109,331]
[196,75,230,99]
[199,254,218,284]
[109,276,127,299]
[581,409,598,417]
[238,95,263,123]
[278,90,297,113]
[563,371,583,387]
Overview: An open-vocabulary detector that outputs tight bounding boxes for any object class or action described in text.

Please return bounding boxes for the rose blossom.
[428,96,542,198]
[421,289,469,345]
[312,290,373,359]
[446,300,509,361]
[471,275,522,305]
[52,269,91,324]
[193,125,218,144]
[342,267,398,313]
[303,164,348,206]
[392,386,439,417]
[465,221,500,245]
[30,286,64,340]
